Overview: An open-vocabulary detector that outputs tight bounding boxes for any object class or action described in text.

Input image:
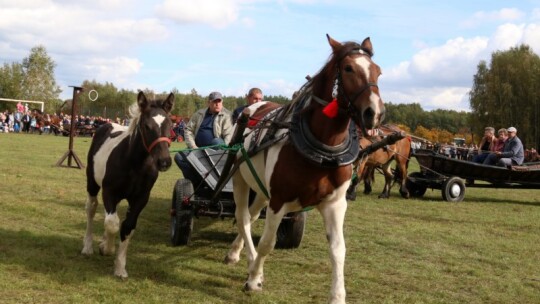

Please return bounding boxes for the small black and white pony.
[81,91,174,278]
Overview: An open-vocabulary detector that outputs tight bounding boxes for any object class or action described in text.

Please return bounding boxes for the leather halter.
[312,48,378,128]
[137,123,171,154]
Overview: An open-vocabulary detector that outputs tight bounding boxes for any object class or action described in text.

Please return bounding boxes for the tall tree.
[21,45,62,112]
[0,62,25,110]
[469,44,540,149]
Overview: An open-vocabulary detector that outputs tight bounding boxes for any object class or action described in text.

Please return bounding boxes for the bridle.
[137,119,171,154]
[312,47,379,135]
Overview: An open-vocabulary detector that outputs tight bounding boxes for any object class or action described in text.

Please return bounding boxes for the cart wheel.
[406,172,428,198]
[171,179,194,246]
[275,212,307,249]
[442,176,465,202]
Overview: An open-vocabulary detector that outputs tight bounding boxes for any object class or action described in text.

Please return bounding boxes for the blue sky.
[1,0,540,111]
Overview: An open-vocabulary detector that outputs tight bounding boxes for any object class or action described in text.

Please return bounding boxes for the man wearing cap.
[232,88,263,123]
[176,92,233,186]
[484,126,524,167]
[184,91,233,149]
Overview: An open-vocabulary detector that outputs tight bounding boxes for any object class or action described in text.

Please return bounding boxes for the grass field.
[1,132,539,303]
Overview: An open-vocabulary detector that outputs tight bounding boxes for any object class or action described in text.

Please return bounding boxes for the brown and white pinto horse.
[224,35,384,303]
[81,92,174,278]
[349,124,411,199]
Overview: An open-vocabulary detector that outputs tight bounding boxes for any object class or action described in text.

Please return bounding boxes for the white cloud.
[382,20,540,111]
[155,0,240,28]
[82,56,143,87]
[461,8,524,28]
[383,87,471,112]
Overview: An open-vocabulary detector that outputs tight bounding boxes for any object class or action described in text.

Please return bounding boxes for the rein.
[137,124,171,154]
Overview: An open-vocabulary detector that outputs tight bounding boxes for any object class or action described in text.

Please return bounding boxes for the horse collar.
[289,99,359,168]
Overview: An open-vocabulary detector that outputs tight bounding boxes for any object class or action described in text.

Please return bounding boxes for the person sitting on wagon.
[482,128,508,165]
[472,127,497,164]
[483,127,524,167]
[176,91,234,186]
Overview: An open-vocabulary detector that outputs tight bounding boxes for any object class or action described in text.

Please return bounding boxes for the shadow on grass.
[0,225,250,303]
[0,196,270,302]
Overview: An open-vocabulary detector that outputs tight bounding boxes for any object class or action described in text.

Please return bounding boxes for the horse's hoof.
[378,194,389,199]
[223,254,239,265]
[98,243,114,256]
[345,192,356,201]
[81,247,93,255]
[114,270,128,280]
[243,281,263,292]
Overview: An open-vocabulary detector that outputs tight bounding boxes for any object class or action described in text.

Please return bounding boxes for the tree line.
[1,44,539,149]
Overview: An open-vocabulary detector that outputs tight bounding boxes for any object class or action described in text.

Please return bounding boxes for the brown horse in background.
[347,124,411,199]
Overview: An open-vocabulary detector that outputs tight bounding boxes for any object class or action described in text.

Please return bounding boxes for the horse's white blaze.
[93,123,129,187]
[153,114,166,128]
[355,56,371,80]
[355,56,383,125]
[369,92,383,124]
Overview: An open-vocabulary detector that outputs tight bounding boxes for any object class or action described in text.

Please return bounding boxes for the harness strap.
[240,147,270,199]
[145,137,171,153]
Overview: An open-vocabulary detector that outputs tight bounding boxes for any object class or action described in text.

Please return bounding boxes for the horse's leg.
[378,163,393,199]
[396,158,410,199]
[99,191,121,256]
[363,166,373,195]
[225,193,266,265]
[244,205,286,292]
[81,193,99,255]
[346,162,360,201]
[227,173,258,267]
[319,196,348,304]
[113,194,149,279]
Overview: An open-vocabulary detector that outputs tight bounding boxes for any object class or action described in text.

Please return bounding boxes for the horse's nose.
[158,157,172,171]
[363,107,375,129]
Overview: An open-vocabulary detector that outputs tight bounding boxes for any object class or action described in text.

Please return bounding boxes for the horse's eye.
[344,65,353,72]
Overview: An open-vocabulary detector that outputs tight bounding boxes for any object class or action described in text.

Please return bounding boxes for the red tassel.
[322,98,339,118]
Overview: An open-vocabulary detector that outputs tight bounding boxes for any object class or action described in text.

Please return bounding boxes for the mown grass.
[0,132,539,303]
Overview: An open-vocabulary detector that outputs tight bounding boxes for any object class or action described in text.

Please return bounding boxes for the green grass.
[1,132,539,303]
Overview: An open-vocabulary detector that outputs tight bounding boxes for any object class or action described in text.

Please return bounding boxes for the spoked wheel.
[441,176,465,202]
[406,172,428,198]
[275,211,307,249]
[171,179,194,246]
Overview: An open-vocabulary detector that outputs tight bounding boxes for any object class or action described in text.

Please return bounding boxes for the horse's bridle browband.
[137,123,171,154]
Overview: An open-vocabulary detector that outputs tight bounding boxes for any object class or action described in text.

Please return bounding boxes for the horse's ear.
[360,37,374,56]
[326,34,342,52]
[163,93,175,113]
[137,91,149,111]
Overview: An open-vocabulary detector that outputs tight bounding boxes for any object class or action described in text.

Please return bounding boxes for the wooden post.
[56,86,85,169]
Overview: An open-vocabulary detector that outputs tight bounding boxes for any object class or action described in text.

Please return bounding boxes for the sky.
[1,0,540,112]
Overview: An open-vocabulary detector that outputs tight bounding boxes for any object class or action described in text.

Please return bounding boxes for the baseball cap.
[507,127,517,133]
[209,91,222,102]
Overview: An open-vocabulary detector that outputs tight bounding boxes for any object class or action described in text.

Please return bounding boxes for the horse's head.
[327,34,385,135]
[136,91,175,171]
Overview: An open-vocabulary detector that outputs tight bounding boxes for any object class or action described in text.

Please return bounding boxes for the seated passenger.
[483,127,524,167]
[176,91,233,186]
[472,127,497,163]
[482,128,508,165]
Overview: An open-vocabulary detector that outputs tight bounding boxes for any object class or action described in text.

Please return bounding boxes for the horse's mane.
[127,103,140,134]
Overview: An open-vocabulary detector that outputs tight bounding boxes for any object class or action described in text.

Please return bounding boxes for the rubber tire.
[171,179,194,246]
[406,172,428,198]
[441,176,465,202]
[275,212,307,249]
